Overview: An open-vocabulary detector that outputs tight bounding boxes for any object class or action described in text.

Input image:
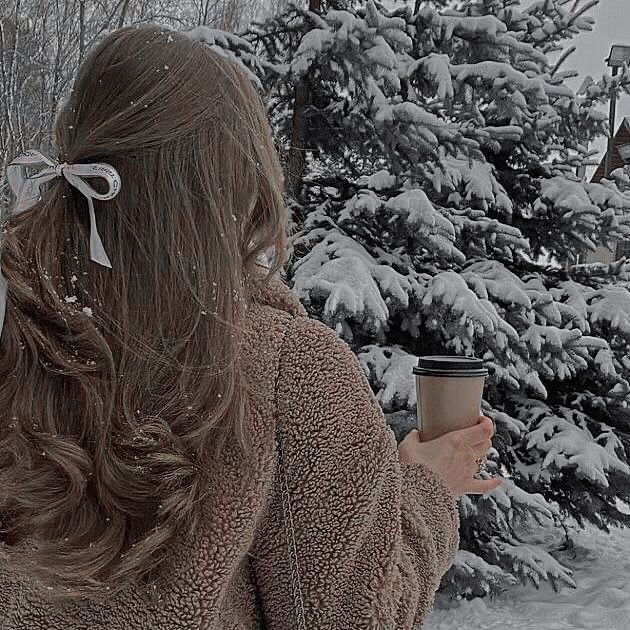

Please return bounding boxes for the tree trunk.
[78,0,85,63]
[286,0,321,201]
[118,0,131,28]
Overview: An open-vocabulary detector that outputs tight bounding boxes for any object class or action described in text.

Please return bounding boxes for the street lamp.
[604,45,630,177]
[607,45,630,69]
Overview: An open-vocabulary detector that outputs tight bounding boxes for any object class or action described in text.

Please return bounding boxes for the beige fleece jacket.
[0,270,460,629]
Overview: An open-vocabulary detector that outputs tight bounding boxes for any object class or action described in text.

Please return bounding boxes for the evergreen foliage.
[194,0,630,600]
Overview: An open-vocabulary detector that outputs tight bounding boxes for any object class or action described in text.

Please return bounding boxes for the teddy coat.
[0,269,460,629]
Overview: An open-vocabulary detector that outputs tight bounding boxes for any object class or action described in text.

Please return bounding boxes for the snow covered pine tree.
[190,0,630,605]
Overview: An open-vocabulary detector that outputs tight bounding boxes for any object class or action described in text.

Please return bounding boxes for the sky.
[562,0,630,173]
[563,0,630,100]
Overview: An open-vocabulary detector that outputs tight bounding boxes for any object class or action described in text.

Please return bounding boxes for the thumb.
[456,416,492,437]
[406,428,423,442]
[467,475,504,495]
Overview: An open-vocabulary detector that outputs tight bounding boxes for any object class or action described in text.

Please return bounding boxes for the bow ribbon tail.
[87,198,112,269]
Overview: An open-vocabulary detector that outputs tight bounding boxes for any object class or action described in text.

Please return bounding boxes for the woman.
[0,24,502,629]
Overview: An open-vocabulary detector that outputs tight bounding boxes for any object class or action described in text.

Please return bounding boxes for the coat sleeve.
[252,315,460,629]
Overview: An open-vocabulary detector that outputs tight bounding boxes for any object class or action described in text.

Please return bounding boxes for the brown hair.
[0,24,289,603]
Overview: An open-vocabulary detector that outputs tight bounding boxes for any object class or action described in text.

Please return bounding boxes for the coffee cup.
[412,356,488,441]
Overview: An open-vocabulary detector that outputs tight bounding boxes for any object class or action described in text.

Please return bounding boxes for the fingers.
[469,435,493,451]
[456,416,494,443]
[467,441,492,463]
[466,476,504,495]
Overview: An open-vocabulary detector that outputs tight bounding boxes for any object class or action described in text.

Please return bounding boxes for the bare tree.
[0,0,270,214]
[286,0,321,200]
[79,0,86,62]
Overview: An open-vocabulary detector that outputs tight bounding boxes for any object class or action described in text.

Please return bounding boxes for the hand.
[398,416,503,497]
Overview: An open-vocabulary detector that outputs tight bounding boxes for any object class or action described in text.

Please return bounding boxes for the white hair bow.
[0,149,121,341]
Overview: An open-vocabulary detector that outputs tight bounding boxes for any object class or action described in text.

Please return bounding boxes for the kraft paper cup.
[413,355,488,442]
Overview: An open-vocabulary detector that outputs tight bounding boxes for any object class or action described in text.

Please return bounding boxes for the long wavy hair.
[0,24,290,603]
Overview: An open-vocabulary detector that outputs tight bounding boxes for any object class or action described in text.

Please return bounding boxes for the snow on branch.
[291,227,425,340]
[337,187,465,262]
[357,344,418,412]
[588,288,630,340]
[446,550,518,597]
[185,26,265,90]
[485,540,576,590]
[427,155,513,215]
[526,411,630,487]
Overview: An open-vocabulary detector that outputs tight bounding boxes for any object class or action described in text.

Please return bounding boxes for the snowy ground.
[424,522,630,630]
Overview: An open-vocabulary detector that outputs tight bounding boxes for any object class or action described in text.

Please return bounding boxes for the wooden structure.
[592,117,630,182]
